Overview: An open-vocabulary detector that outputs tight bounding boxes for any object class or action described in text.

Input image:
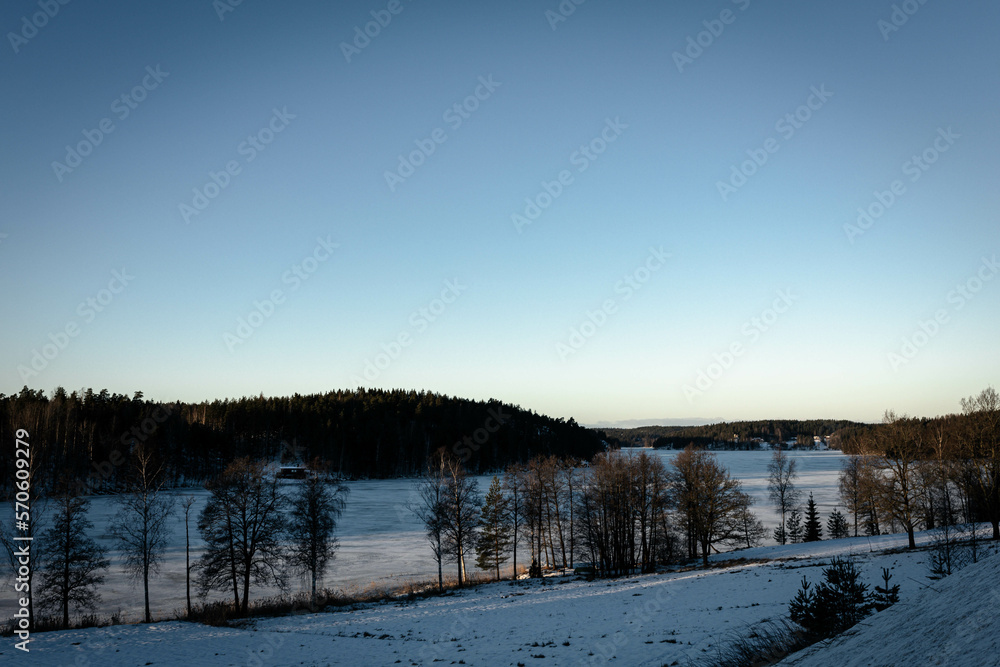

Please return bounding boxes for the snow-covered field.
[9,530,998,666]
[1,450,845,623]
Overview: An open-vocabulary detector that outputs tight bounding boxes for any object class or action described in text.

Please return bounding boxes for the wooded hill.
[603,419,865,450]
[0,387,605,491]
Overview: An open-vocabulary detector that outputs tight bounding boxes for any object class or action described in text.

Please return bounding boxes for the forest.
[0,386,606,492]
[604,419,863,449]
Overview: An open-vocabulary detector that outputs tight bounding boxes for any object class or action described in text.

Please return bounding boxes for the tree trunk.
[144,558,152,623]
[242,565,252,614]
[458,544,466,586]
[992,519,999,541]
[311,569,317,607]
[231,563,240,611]
[185,519,191,616]
[437,552,443,592]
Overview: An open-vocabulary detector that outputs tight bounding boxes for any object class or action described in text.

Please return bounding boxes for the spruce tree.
[803,493,823,542]
[786,508,803,544]
[827,508,850,539]
[788,576,815,629]
[476,476,512,580]
[788,557,874,637]
[871,567,900,612]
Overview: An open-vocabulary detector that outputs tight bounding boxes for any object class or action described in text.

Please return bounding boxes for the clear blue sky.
[2,0,997,425]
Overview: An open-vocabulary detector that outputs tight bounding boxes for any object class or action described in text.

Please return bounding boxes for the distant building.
[277,466,308,479]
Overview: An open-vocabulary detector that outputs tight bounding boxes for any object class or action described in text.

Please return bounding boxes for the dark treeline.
[604,419,862,450]
[0,386,605,491]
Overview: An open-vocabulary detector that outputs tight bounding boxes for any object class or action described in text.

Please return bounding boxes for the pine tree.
[803,493,823,542]
[37,487,110,629]
[786,508,803,544]
[827,508,850,539]
[476,476,513,580]
[871,567,900,612]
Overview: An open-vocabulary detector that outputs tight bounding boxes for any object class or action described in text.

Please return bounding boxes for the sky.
[2,0,998,426]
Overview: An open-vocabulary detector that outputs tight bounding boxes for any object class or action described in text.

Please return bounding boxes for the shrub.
[788,557,876,638]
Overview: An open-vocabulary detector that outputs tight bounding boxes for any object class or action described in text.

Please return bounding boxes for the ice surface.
[1,450,846,622]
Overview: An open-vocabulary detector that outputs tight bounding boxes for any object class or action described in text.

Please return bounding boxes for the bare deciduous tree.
[767,448,800,545]
[502,463,525,578]
[287,461,349,606]
[196,457,287,614]
[36,484,109,629]
[671,447,754,567]
[961,386,1000,540]
[415,453,450,591]
[439,451,481,585]
[109,443,174,623]
[864,411,929,549]
[182,495,196,617]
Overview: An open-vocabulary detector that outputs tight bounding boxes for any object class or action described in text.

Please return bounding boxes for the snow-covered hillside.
[776,548,1000,667]
[9,530,995,667]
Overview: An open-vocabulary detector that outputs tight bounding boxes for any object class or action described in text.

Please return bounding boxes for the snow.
[9,529,997,666]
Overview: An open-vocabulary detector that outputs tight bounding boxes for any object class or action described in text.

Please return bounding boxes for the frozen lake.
[1,449,846,622]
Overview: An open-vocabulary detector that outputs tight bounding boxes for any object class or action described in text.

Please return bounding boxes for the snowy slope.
[776,550,1000,667]
[7,532,973,667]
